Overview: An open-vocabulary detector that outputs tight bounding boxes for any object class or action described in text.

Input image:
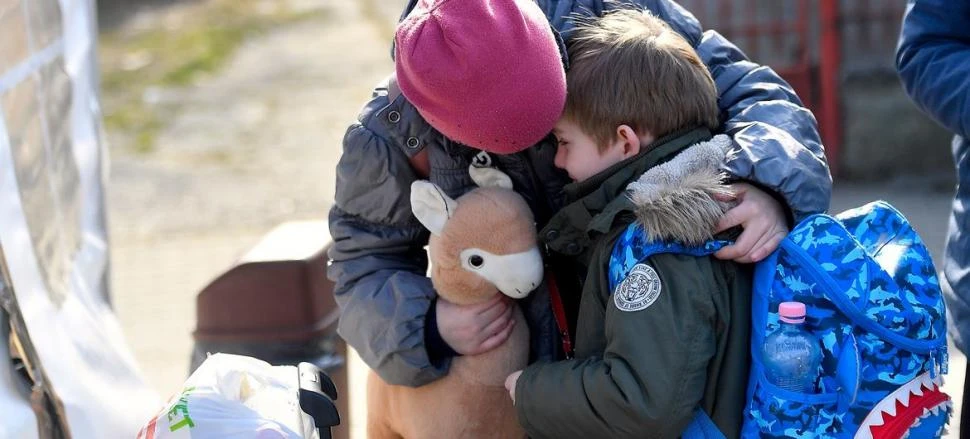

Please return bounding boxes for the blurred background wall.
[97,0,953,187]
[680,0,952,184]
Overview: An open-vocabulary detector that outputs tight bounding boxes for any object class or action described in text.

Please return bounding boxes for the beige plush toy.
[365,166,543,439]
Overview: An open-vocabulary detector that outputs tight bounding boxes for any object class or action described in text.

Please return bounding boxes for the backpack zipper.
[783,240,945,355]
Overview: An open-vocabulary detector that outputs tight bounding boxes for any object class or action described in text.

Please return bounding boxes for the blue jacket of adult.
[330,0,832,387]
[897,0,970,354]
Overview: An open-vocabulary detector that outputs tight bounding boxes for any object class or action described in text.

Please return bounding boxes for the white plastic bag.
[137,354,319,439]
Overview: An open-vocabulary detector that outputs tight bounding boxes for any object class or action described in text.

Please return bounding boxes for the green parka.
[515,129,752,438]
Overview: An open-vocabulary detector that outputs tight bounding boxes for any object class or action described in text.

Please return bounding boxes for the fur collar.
[626,135,734,246]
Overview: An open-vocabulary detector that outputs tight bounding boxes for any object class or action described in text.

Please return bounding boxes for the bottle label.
[775,339,812,357]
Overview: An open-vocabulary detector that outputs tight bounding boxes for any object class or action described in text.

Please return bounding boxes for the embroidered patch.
[614,263,662,312]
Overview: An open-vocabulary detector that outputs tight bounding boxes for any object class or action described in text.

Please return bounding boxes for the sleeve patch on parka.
[613,263,662,312]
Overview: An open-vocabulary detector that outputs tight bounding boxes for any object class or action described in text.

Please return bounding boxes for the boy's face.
[552,119,629,182]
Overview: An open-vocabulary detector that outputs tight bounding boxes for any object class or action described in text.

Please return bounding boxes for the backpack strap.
[386,75,431,179]
[682,408,727,439]
[608,222,729,294]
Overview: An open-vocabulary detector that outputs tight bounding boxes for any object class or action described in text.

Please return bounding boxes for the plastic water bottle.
[763,301,822,392]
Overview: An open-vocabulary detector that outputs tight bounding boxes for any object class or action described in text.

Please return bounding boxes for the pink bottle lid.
[779,301,806,324]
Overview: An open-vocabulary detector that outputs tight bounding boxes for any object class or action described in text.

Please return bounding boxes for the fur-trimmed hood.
[626,135,734,246]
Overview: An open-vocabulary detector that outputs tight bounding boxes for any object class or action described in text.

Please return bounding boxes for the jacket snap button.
[388,110,401,123]
[565,242,580,254]
[406,137,420,149]
[545,229,560,241]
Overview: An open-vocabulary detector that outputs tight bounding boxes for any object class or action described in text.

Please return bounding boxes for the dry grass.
[99,0,324,153]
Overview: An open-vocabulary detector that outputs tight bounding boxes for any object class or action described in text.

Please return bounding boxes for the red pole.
[819,0,842,177]
[797,0,812,108]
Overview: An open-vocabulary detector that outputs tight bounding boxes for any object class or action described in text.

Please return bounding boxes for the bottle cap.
[778,301,806,324]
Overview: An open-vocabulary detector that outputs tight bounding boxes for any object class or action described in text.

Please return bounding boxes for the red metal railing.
[680,0,831,166]
[676,0,906,176]
[819,0,841,176]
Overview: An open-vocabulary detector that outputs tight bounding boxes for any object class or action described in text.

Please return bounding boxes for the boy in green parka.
[504,9,752,438]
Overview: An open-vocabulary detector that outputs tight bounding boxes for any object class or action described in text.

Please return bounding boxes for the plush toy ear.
[411,181,457,235]
[469,165,513,190]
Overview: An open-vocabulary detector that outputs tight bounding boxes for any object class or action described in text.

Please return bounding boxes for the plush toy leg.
[367,371,402,439]
[367,416,402,439]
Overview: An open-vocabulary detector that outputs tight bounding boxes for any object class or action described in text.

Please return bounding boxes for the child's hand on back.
[713,182,789,263]
[437,295,516,355]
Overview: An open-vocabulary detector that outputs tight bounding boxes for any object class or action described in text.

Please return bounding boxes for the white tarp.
[0,0,161,437]
[0,313,38,438]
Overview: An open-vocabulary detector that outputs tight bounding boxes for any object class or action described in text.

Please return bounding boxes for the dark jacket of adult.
[896,0,970,354]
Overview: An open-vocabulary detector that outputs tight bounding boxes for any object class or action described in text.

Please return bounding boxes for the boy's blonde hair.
[564,8,719,150]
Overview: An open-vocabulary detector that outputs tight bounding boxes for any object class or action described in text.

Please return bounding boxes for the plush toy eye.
[468,254,484,268]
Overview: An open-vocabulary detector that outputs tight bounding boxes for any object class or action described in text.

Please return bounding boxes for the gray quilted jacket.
[328,0,832,387]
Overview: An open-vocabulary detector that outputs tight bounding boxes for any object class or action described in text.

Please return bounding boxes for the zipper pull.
[939,347,949,376]
[472,151,492,168]
[929,347,948,379]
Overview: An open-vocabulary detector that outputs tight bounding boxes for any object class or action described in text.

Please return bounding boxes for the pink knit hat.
[395,0,567,154]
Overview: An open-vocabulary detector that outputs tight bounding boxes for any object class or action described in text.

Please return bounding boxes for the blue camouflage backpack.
[608,201,951,438]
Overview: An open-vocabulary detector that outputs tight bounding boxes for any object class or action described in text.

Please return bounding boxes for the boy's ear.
[616,125,642,158]
[410,181,457,235]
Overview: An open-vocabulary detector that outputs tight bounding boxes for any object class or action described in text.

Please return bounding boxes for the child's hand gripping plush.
[365,166,543,439]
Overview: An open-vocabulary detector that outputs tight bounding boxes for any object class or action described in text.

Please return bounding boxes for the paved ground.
[102,1,966,437]
[105,1,404,437]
